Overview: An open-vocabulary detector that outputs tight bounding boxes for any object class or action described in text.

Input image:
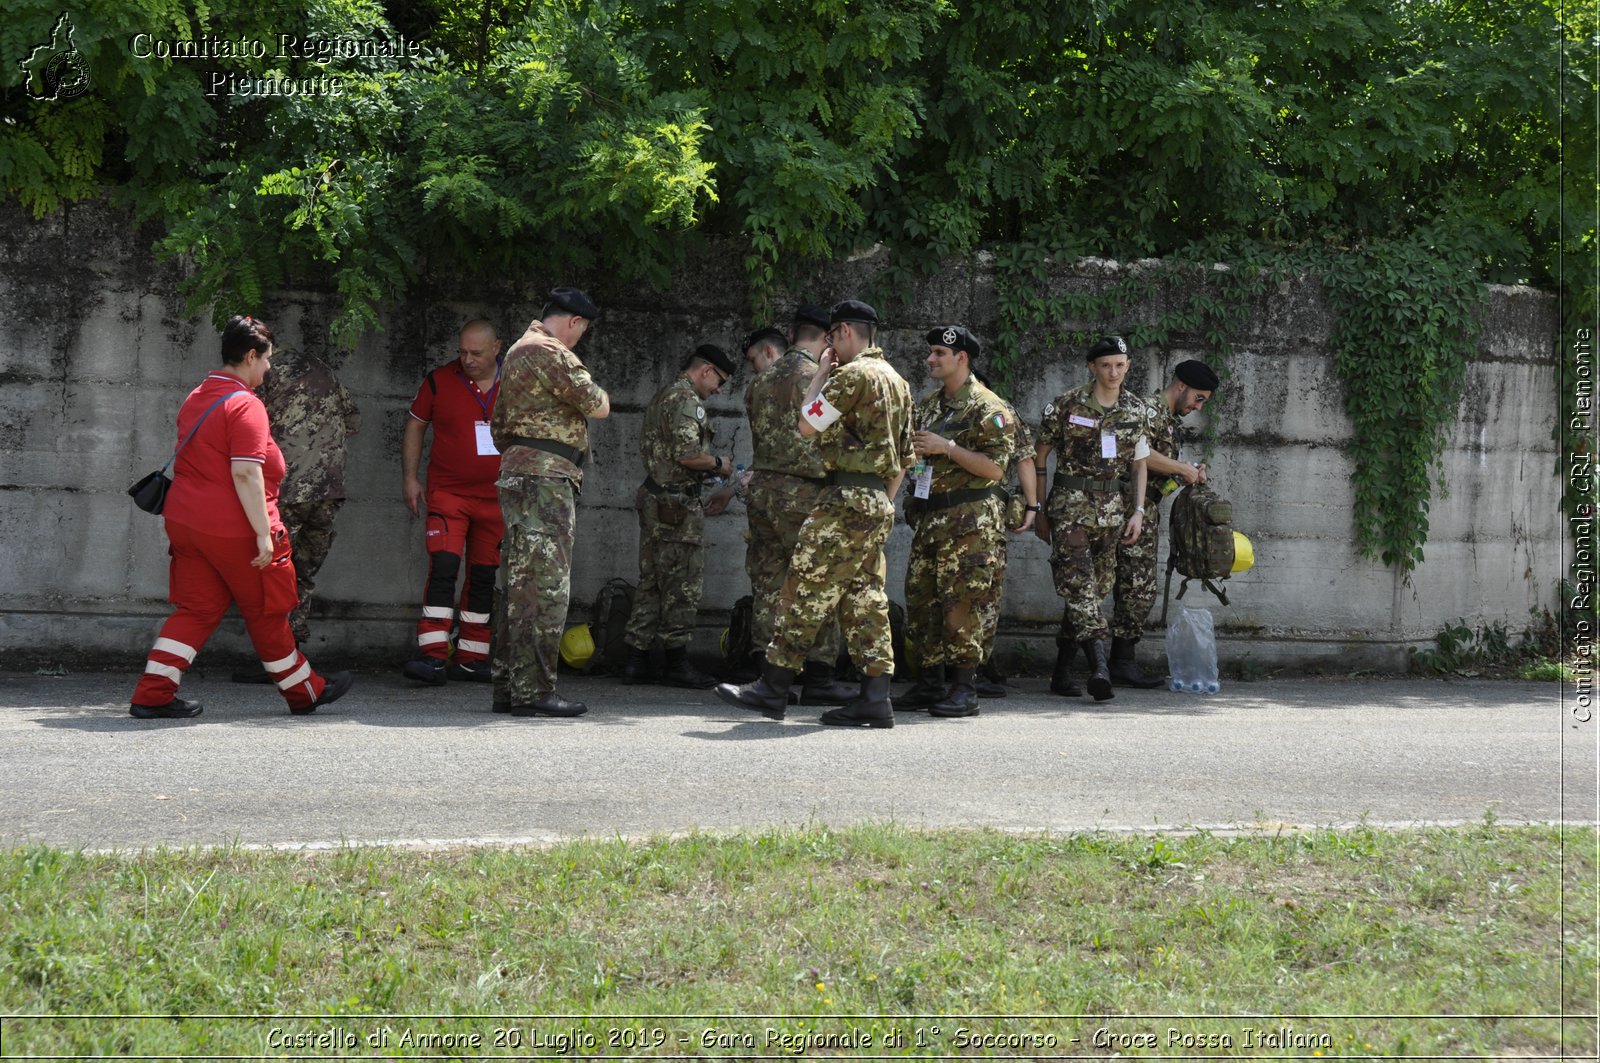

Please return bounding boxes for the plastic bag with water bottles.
[1166,605,1220,694]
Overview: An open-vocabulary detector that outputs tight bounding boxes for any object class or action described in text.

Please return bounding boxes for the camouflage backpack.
[1161,482,1235,623]
[723,594,756,665]
[586,578,637,675]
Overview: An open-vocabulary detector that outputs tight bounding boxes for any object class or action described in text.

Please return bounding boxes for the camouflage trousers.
[624,484,704,650]
[904,495,1006,668]
[493,474,575,702]
[1047,521,1120,643]
[767,487,895,676]
[745,473,841,665]
[279,499,343,645]
[1112,506,1162,639]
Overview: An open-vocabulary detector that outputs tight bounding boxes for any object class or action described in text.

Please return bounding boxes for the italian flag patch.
[991,413,1007,429]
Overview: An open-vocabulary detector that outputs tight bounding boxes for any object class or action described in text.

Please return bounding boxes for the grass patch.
[1,826,1593,1058]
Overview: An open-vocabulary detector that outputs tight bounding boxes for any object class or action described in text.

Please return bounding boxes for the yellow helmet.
[1231,531,1255,573]
[560,624,596,669]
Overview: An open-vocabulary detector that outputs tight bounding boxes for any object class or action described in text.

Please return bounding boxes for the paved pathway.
[0,671,1591,849]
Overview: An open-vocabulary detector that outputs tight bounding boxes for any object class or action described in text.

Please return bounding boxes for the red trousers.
[417,488,503,663]
[131,521,329,711]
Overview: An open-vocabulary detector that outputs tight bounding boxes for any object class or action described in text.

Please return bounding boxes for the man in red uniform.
[401,319,505,684]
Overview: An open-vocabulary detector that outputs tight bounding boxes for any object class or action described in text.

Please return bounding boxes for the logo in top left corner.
[20,13,91,101]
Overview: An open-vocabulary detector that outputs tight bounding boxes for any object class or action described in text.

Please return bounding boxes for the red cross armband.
[802,393,843,431]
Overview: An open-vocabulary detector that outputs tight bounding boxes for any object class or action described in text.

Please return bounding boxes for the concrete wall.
[0,201,1563,672]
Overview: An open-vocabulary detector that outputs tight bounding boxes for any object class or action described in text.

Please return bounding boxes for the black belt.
[911,485,1007,512]
[827,471,887,492]
[644,476,699,496]
[1055,474,1120,494]
[503,436,584,465]
[757,469,828,485]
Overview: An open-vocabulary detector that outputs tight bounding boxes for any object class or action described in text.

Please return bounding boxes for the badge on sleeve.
[1043,402,1056,418]
[802,393,843,431]
[695,406,705,421]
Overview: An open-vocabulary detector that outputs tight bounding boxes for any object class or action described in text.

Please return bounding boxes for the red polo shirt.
[164,371,285,537]
[409,359,502,498]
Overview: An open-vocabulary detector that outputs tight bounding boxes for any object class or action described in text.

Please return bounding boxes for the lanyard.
[457,368,498,420]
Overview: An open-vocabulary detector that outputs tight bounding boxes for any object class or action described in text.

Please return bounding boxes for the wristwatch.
[1024,504,1042,513]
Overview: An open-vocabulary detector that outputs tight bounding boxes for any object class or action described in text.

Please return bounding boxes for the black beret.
[693,343,737,377]
[547,286,599,319]
[1086,334,1129,362]
[792,304,831,330]
[926,325,980,359]
[741,327,788,352]
[830,299,878,326]
[1174,359,1220,391]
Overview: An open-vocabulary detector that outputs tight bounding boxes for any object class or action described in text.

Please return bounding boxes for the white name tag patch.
[1069,414,1097,428]
[475,421,499,456]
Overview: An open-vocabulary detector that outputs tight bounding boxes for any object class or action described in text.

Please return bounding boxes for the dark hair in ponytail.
[220,315,275,365]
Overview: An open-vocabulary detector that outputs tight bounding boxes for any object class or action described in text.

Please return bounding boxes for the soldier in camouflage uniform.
[489,288,609,718]
[713,311,853,704]
[246,349,361,662]
[1034,335,1152,701]
[715,300,915,728]
[975,381,1040,697]
[1110,358,1219,687]
[899,326,1013,718]
[619,343,737,689]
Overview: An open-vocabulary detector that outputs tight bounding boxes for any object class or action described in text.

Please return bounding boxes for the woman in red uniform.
[129,316,354,719]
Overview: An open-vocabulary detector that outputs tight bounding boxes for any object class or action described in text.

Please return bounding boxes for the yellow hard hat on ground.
[560,624,595,669]
[1231,531,1255,573]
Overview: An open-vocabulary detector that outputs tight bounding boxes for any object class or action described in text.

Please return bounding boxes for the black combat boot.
[510,692,588,717]
[1050,638,1081,697]
[929,667,980,718]
[714,661,794,719]
[820,673,894,728]
[620,644,653,685]
[896,664,947,710]
[1081,638,1115,702]
[974,656,1007,698]
[723,650,763,683]
[1109,636,1165,688]
[660,645,717,689]
[800,659,856,705]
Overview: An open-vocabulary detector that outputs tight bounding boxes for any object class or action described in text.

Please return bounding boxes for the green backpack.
[587,578,637,675]
[1161,482,1236,624]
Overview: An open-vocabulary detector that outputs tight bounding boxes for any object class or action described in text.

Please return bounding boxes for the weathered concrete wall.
[0,201,1563,672]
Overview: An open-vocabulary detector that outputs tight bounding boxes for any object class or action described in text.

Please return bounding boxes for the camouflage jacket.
[745,347,826,480]
[912,377,1014,494]
[492,321,607,488]
[640,374,711,489]
[257,350,361,506]
[1140,389,1183,505]
[810,348,915,481]
[1038,381,1151,529]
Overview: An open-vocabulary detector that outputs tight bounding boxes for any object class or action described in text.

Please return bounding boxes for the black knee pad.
[425,552,462,607]
[466,563,497,614]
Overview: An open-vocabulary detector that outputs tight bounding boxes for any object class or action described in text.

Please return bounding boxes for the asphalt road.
[0,669,1593,850]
